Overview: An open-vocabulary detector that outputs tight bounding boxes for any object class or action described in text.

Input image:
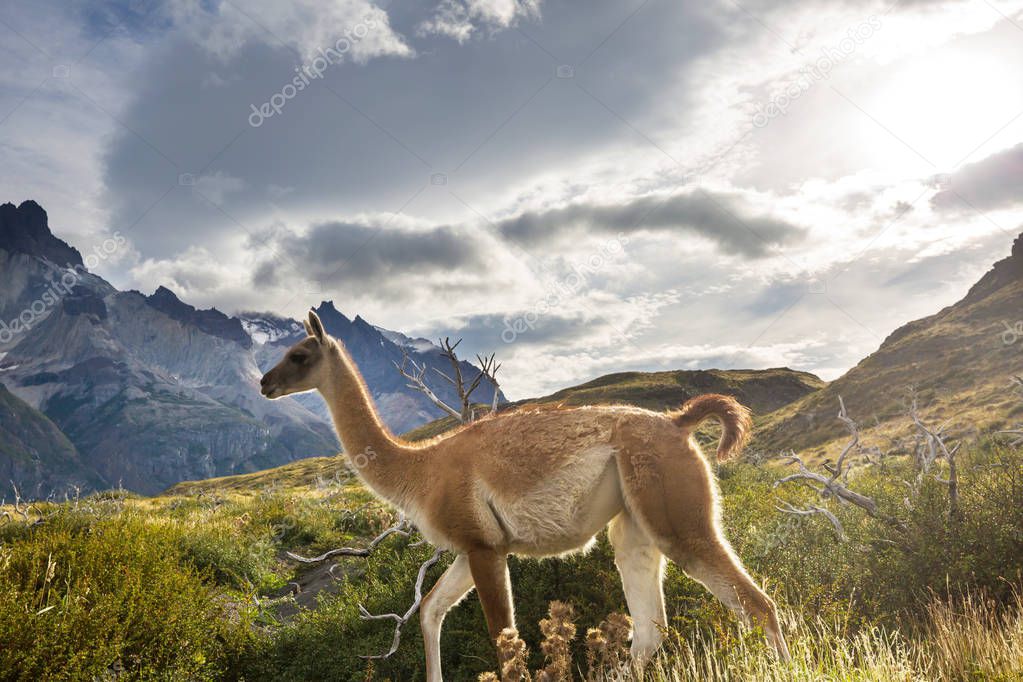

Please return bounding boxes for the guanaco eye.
[289,353,307,364]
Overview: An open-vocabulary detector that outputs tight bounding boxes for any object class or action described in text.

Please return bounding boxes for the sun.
[865,47,1022,171]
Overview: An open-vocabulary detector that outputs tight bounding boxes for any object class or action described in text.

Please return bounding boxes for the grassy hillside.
[166,456,348,495]
[757,237,1023,460]
[525,368,824,413]
[405,367,823,442]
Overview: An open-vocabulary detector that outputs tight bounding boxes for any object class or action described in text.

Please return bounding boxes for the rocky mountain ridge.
[756,231,1023,456]
[0,200,500,497]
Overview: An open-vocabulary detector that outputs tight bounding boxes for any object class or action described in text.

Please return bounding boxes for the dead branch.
[285,512,413,563]
[775,451,880,515]
[393,351,462,421]
[1,481,44,526]
[476,352,502,416]
[909,400,961,519]
[358,547,446,659]
[282,507,448,660]
[776,501,847,541]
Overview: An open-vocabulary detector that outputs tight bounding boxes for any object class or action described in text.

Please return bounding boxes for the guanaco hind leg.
[608,512,667,666]
[468,549,516,640]
[614,442,790,660]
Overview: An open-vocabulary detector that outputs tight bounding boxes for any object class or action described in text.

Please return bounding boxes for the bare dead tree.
[434,337,500,422]
[393,337,501,424]
[909,399,962,520]
[774,397,906,537]
[394,352,462,422]
[0,481,44,527]
[997,376,1023,446]
[284,511,447,660]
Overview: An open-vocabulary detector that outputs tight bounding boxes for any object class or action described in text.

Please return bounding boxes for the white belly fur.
[488,444,624,557]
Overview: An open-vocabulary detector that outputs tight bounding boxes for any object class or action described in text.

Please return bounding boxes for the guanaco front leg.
[421,555,475,682]
[467,549,515,640]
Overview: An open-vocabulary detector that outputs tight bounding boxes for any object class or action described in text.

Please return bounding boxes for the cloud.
[6,0,1023,400]
[93,0,725,265]
[163,0,413,61]
[254,220,487,288]
[496,190,807,257]
[418,0,541,43]
[931,142,1023,213]
[193,171,245,204]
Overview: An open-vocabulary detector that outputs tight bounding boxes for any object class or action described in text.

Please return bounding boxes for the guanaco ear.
[303,319,315,337]
[307,310,326,344]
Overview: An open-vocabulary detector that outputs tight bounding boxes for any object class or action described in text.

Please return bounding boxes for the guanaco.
[260,311,789,680]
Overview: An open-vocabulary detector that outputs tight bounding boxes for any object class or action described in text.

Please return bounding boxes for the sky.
[2,0,1022,399]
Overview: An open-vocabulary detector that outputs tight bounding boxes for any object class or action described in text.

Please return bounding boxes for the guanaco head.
[260,310,333,399]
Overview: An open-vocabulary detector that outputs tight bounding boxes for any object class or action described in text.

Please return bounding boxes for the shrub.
[0,510,255,681]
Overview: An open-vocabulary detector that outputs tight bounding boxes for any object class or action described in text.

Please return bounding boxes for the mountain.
[146,286,252,349]
[0,200,82,268]
[0,201,338,496]
[0,200,506,497]
[404,367,824,440]
[0,380,104,497]
[757,231,1023,456]
[242,303,506,435]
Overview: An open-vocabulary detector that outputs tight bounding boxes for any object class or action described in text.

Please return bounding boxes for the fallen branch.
[1,481,44,527]
[283,508,447,660]
[286,512,412,563]
[358,548,446,659]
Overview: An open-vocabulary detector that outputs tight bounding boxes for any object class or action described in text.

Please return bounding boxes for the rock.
[0,200,83,267]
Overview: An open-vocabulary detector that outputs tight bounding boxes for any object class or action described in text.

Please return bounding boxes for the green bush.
[0,510,255,681]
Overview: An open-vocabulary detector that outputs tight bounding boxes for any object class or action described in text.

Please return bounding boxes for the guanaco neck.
[317,341,418,505]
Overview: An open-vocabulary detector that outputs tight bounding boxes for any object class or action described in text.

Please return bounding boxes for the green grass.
[1,441,1020,680]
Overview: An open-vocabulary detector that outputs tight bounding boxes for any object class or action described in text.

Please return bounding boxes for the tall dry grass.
[650,590,1023,682]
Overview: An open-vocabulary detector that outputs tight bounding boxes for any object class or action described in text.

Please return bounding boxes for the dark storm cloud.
[423,310,603,350]
[497,191,806,257]
[98,0,724,261]
[254,221,485,287]
[931,142,1023,213]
